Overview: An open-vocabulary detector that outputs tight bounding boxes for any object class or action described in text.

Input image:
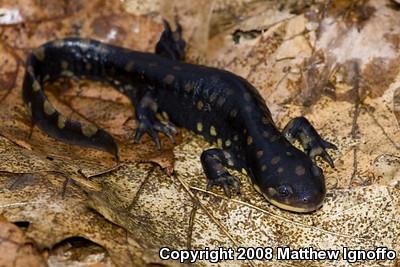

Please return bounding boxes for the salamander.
[22,21,337,213]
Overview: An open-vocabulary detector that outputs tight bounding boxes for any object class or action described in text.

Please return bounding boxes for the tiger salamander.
[22,21,337,212]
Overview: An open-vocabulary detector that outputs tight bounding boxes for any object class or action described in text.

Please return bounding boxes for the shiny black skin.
[22,31,332,212]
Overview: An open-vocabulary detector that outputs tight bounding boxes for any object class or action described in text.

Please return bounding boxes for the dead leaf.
[0,215,47,267]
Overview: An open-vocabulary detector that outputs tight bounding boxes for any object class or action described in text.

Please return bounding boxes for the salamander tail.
[22,52,119,159]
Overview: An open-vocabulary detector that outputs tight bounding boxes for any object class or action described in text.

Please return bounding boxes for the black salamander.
[23,21,337,213]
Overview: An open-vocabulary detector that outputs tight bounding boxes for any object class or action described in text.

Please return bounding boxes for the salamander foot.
[201,148,241,198]
[134,93,176,149]
[155,19,186,61]
[283,117,337,167]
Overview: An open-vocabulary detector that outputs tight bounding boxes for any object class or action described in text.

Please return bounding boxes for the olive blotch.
[197,101,204,110]
[225,139,232,147]
[295,165,306,176]
[32,81,41,92]
[247,136,253,145]
[43,100,56,115]
[61,61,68,70]
[163,74,175,85]
[210,126,217,136]
[33,47,45,61]
[57,115,67,129]
[271,156,280,165]
[196,122,203,132]
[161,111,169,120]
[125,62,134,72]
[217,138,223,147]
[184,82,194,92]
[261,165,267,171]
[82,124,98,137]
[25,102,32,118]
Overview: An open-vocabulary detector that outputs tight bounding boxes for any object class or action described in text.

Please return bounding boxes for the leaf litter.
[0,0,399,266]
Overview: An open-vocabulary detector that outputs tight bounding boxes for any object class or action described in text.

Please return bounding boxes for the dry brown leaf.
[0,169,158,267]
[0,215,47,267]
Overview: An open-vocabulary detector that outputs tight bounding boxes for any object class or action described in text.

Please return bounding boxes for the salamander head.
[250,147,326,213]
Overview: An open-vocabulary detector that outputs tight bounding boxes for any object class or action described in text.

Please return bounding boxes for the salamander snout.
[257,157,327,213]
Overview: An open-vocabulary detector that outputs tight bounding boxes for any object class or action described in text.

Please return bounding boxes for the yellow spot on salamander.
[217,96,226,107]
[244,92,251,101]
[33,47,45,61]
[210,126,217,136]
[184,82,194,92]
[247,136,253,145]
[295,165,306,176]
[43,100,56,115]
[82,124,98,137]
[277,167,284,173]
[217,138,223,147]
[125,62,134,72]
[226,88,234,96]
[262,117,271,124]
[86,62,92,71]
[261,165,267,171]
[196,122,203,132]
[61,61,68,70]
[227,159,234,166]
[223,151,231,159]
[163,74,175,85]
[53,39,64,48]
[58,115,67,129]
[269,135,279,142]
[61,70,74,77]
[271,156,280,165]
[197,101,204,110]
[80,38,91,52]
[25,102,32,118]
[27,65,34,76]
[210,93,217,102]
[241,168,248,175]
[225,139,231,147]
[32,80,41,92]
[161,111,169,120]
[97,43,108,54]
[310,147,323,158]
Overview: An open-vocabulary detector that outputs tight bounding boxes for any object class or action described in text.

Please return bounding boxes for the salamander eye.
[277,185,293,197]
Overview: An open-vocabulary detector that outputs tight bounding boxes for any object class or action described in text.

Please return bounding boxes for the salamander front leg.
[283,117,337,167]
[201,148,241,198]
[134,92,177,149]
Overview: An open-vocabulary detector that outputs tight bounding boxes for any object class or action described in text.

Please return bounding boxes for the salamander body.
[23,21,336,212]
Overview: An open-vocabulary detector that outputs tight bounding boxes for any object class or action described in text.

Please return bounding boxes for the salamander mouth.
[262,193,324,213]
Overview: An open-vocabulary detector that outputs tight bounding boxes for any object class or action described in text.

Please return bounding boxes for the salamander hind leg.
[155,19,186,61]
[134,92,177,149]
[283,117,337,167]
[201,148,241,198]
